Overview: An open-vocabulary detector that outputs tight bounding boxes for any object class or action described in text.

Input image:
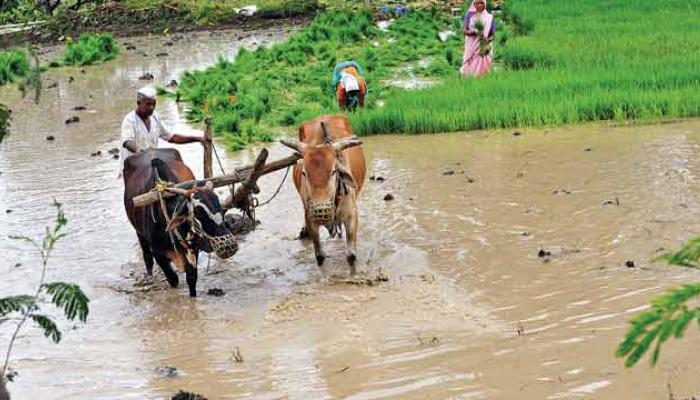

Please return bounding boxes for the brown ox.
[281,115,366,269]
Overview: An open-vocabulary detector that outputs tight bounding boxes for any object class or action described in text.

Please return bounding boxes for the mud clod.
[47,82,58,89]
[107,148,119,155]
[166,79,179,88]
[513,131,522,137]
[375,268,389,282]
[443,170,455,176]
[231,347,244,363]
[172,391,207,400]
[125,44,137,51]
[156,52,169,57]
[5,209,12,213]
[603,197,620,206]
[90,151,101,157]
[296,226,309,240]
[46,135,55,141]
[383,193,394,201]
[156,366,180,379]
[72,105,87,111]
[206,288,225,297]
[375,176,385,182]
[138,72,154,80]
[537,249,552,258]
[625,260,636,269]
[68,76,74,83]
[553,189,572,195]
[65,116,80,124]
[164,41,174,46]
[584,147,593,152]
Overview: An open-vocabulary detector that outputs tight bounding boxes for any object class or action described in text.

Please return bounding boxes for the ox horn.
[320,121,331,144]
[279,139,305,154]
[331,137,363,152]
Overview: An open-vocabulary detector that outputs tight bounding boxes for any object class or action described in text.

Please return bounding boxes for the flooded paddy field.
[2,29,700,400]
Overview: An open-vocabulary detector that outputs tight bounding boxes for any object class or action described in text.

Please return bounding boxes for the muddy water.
[3,31,700,400]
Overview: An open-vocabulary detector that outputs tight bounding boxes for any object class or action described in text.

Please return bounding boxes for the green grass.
[62,33,119,66]
[352,0,700,135]
[177,8,481,149]
[0,49,30,86]
[180,0,700,147]
[0,103,10,143]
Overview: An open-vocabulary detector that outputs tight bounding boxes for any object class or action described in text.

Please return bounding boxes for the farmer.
[333,61,367,111]
[120,86,207,168]
[461,0,496,77]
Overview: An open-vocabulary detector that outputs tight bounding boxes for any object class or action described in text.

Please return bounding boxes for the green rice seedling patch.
[62,33,119,66]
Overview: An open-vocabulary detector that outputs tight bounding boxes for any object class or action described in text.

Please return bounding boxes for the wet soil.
[2,27,700,400]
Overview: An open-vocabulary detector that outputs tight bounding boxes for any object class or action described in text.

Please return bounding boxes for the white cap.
[137,86,157,100]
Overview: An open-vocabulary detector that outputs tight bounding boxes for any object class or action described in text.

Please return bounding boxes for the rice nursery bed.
[352,0,700,135]
[61,33,119,66]
[176,7,479,149]
[178,0,699,148]
[0,49,29,85]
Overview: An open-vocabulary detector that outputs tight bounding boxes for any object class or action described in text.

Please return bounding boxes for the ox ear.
[280,139,307,154]
[336,162,357,191]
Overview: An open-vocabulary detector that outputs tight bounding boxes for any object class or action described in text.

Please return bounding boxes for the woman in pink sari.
[460,0,496,77]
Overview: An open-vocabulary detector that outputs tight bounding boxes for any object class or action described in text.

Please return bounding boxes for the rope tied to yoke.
[151,172,196,267]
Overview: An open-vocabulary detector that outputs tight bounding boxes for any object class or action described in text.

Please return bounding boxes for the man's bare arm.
[123,140,139,153]
[168,134,207,144]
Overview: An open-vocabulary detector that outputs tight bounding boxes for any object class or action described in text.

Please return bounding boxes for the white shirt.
[340,71,360,92]
[120,110,173,163]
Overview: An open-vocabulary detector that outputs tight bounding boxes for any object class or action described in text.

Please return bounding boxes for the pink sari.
[460,2,494,77]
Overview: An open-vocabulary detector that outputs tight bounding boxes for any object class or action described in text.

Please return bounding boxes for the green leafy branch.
[1,200,90,382]
[617,237,700,368]
[656,237,700,269]
[616,283,700,367]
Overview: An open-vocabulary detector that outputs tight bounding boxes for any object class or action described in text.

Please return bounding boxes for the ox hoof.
[347,253,356,267]
[316,253,326,266]
[165,275,179,288]
[188,291,197,298]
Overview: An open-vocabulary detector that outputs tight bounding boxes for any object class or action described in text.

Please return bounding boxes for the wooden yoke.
[132,151,301,208]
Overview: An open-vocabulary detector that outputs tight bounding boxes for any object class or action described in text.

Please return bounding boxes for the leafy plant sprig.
[1,200,90,382]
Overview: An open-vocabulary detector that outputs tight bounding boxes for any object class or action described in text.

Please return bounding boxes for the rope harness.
[152,172,198,267]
